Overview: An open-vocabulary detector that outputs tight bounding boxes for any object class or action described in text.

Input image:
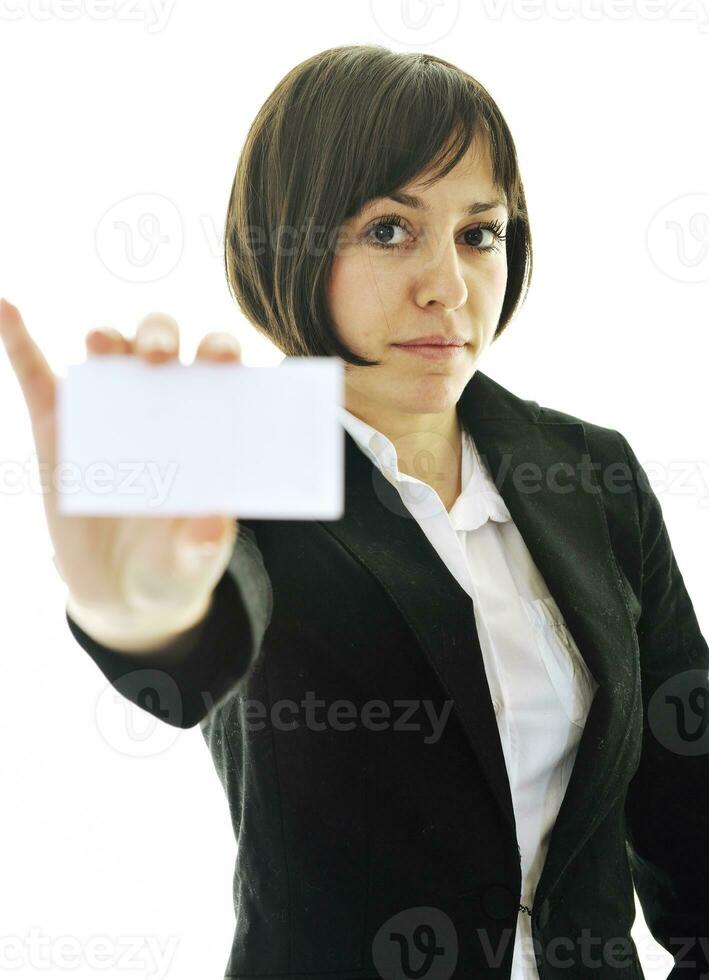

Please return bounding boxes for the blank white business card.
[56,356,344,519]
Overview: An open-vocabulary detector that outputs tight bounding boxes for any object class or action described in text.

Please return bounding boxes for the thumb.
[170,515,238,584]
[180,515,236,547]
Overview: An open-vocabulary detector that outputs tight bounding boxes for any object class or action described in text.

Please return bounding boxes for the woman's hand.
[0,301,243,647]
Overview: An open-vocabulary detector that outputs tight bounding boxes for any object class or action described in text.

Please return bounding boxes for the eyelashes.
[362,213,507,255]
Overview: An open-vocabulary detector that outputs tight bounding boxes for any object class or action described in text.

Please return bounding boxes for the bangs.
[335,57,524,225]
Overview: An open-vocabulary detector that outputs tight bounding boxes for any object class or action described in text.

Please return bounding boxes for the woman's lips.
[392,343,466,360]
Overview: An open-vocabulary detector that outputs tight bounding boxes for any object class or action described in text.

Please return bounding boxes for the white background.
[1,0,708,977]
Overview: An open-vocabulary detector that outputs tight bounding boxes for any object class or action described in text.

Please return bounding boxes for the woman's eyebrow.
[362,192,508,216]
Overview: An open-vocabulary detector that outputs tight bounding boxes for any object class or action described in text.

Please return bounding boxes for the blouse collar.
[338,406,511,532]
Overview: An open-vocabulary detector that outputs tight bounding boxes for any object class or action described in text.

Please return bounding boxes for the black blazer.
[66,368,709,980]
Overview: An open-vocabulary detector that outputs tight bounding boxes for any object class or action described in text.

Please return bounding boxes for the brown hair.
[224,44,532,367]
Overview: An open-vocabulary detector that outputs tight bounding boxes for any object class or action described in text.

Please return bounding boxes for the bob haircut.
[224,44,532,367]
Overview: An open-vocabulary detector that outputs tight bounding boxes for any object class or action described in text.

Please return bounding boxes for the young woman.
[2,44,707,980]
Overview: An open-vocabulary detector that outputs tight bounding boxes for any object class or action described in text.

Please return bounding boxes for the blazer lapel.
[320,369,641,909]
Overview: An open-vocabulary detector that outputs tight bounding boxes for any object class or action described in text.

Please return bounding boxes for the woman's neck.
[345,398,463,512]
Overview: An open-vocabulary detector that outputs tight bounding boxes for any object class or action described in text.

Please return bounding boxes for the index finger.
[0,298,56,425]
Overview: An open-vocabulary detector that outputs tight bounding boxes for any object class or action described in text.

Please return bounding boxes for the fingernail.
[139,327,175,353]
[206,333,240,354]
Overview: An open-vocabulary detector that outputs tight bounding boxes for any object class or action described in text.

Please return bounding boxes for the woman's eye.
[369,222,407,247]
[465,226,494,249]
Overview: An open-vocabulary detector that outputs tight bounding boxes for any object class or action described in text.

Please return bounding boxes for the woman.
[2,45,707,980]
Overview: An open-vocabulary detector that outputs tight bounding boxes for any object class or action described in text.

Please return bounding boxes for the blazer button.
[537,898,551,929]
[481,883,517,920]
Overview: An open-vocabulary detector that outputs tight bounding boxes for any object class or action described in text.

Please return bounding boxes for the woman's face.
[328,134,509,424]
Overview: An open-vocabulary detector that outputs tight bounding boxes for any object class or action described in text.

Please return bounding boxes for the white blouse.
[339,406,600,980]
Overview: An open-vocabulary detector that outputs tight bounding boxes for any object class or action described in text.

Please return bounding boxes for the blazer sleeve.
[619,433,709,976]
[65,523,273,730]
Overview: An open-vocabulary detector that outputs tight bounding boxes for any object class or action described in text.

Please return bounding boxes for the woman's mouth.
[391,343,467,360]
